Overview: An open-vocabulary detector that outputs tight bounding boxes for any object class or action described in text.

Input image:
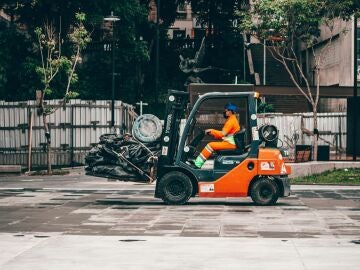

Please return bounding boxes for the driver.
[194,103,240,168]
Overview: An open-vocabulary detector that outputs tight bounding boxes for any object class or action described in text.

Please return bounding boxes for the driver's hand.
[205,129,212,135]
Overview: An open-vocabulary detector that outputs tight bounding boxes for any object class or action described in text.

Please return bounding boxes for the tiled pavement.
[0,175,359,238]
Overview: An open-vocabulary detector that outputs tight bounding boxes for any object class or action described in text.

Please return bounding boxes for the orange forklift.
[154,88,291,205]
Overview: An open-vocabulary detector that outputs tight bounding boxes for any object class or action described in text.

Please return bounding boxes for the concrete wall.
[308,19,354,87]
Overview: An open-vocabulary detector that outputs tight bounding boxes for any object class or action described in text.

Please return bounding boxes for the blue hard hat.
[224,103,237,112]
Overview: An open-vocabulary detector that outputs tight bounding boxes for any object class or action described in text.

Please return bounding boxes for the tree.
[35,12,91,174]
[239,0,359,160]
[177,1,247,85]
[0,20,40,100]
[0,0,152,102]
[190,0,243,32]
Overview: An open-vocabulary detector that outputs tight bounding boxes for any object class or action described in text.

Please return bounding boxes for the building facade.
[302,19,356,87]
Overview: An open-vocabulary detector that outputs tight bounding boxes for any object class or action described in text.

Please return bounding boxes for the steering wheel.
[184,130,206,159]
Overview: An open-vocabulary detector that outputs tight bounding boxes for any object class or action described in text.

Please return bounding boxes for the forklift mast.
[158,90,189,167]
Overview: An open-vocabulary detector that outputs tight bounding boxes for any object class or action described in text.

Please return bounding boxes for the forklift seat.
[216,129,246,156]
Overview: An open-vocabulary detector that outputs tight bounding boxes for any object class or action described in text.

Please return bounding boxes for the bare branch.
[269,47,313,105]
[290,47,314,103]
[37,34,46,87]
[66,47,80,95]
[59,16,62,58]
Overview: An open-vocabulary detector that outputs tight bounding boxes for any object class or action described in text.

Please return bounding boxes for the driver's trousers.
[194,141,236,168]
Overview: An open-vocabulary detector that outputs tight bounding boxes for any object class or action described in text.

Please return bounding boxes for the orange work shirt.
[209,114,240,140]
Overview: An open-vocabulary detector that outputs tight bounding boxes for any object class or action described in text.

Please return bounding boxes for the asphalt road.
[0,173,359,269]
[0,173,359,238]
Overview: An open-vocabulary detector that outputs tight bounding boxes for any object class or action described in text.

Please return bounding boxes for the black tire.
[250,177,279,205]
[158,171,193,205]
[132,114,163,143]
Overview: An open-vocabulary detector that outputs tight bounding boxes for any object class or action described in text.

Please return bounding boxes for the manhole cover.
[119,239,146,242]
[34,235,50,238]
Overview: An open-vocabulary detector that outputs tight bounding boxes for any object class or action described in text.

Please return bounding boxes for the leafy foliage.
[257,100,274,113]
[0,20,41,100]
[0,0,151,103]
[239,0,359,47]
[238,0,359,160]
[190,0,243,31]
[292,168,360,185]
[34,12,90,105]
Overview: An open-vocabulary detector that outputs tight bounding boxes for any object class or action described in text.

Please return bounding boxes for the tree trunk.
[43,113,52,174]
[47,141,52,174]
[312,109,318,161]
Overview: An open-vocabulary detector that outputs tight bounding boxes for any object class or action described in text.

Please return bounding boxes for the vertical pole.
[27,110,33,174]
[243,40,246,81]
[70,105,74,166]
[155,0,160,104]
[353,15,358,161]
[263,39,266,85]
[111,22,116,129]
[140,101,143,116]
[242,34,247,82]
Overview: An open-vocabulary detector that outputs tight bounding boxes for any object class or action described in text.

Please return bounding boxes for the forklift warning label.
[261,162,275,170]
[252,127,259,141]
[200,184,215,192]
[161,146,168,155]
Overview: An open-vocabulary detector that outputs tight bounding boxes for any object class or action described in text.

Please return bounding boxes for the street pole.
[104,12,120,131]
[111,24,115,129]
[263,39,266,85]
[27,110,33,174]
[353,15,358,161]
[155,0,160,104]
[243,42,246,81]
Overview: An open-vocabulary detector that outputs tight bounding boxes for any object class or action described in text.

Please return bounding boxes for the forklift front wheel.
[250,177,279,206]
[158,172,193,205]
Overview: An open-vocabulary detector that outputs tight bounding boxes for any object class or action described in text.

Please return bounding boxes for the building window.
[177,3,186,12]
[176,2,188,20]
[173,30,186,39]
[194,29,205,39]
[176,12,187,20]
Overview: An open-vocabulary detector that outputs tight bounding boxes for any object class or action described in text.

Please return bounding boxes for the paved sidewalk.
[0,234,359,270]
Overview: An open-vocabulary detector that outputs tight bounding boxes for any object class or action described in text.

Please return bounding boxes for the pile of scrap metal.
[85,114,162,182]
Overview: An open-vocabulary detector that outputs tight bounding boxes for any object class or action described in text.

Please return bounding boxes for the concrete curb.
[0,165,22,176]
[288,161,360,178]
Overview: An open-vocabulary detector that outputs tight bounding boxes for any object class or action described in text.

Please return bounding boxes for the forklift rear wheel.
[250,177,279,205]
[159,172,193,205]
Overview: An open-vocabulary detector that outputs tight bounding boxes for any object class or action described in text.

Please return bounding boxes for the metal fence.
[0,104,349,168]
[257,112,347,158]
[0,99,137,168]
[179,112,347,152]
